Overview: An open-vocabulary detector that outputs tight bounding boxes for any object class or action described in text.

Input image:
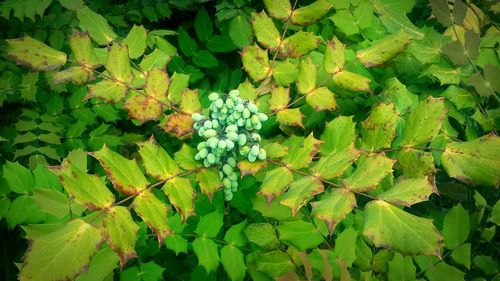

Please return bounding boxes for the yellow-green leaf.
[276,108,304,128]
[145,67,169,103]
[397,148,436,178]
[332,70,371,92]
[296,57,316,94]
[192,237,220,273]
[280,176,324,216]
[364,200,443,256]
[19,219,102,281]
[87,80,128,103]
[356,29,413,67]
[132,189,171,245]
[106,43,134,83]
[441,134,500,186]
[378,177,437,206]
[196,168,223,200]
[291,0,335,26]
[221,245,247,281]
[258,166,294,203]
[103,206,139,268]
[269,86,290,111]
[320,116,356,155]
[311,188,356,234]
[123,25,148,59]
[237,160,268,177]
[124,92,163,123]
[162,177,195,222]
[77,6,117,46]
[167,72,189,104]
[306,87,337,111]
[52,66,92,85]
[283,133,322,170]
[138,138,179,180]
[400,97,446,146]
[311,146,361,180]
[252,11,281,49]
[263,0,292,20]
[241,44,270,82]
[342,154,395,192]
[281,31,318,58]
[68,31,99,68]
[91,145,149,195]
[324,37,345,74]
[272,60,299,87]
[276,220,324,250]
[6,36,67,71]
[180,89,202,114]
[361,103,398,150]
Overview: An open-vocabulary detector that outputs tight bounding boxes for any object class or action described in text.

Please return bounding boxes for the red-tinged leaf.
[237,160,267,177]
[311,188,356,235]
[258,166,294,204]
[195,168,223,201]
[280,176,324,216]
[132,189,171,245]
[162,177,195,222]
[165,113,193,138]
[124,92,163,124]
[103,206,139,268]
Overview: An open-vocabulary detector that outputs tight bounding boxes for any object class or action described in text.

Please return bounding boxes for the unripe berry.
[208,92,219,101]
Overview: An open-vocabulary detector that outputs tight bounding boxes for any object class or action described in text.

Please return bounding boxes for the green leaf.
[263,0,291,20]
[32,189,70,219]
[320,116,356,155]
[255,250,295,279]
[277,220,323,250]
[91,145,149,195]
[5,195,45,227]
[103,206,139,267]
[380,77,418,113]
[241,44,270,82]
[491,200,500,226]
[276,108,304,128]
[334,228,358,267]
[283,134,322,170]
[330,10,359,36]
[430,0,452,26]
[332,70,371,92]
[76,246,119,281]
[195,168,223,200]
[259,167,293,204]
[132,189,170,245]
[269,86,290,111]
[324,37,345,74]
[123,25,148,59]
[342,153,395,192]
[244,223,279,250]
[174,144,201,170]
[193,50,219,68]
[361,103,398,150]
[2,161,34,194]
[291,0,335,26]
[280,176,324,216]
[138,138,179,180]
[168,72,190,104]
[440,85,475,110]
[296,57,317,94]
[0,0,51,21]
[252,11,280,49]
[450,243,470,269]
[306,87,337,111]
[178,27,198,57]
[192,238,219,273]
[106,43,134,83]
[224,220,248,247]
[387,253,417,281]
[363,200,443,256]
[441,134,500,186]
[194,8,213,42]
[425,262,465,281]
[58,0,85,11]
[272,60,299,87]
[51,159,115,210]
[162,177,195,222]
[441,203,469,249]
[87,80,128,103]
[19,219,102,281]
[68,31,100,68]
[0,198,10,220]
[77,6,117,46]
[5,36,67,71]
[281,31,318,58]
[221,245,247,281]
[397,148,435,178]
[420,65,461,85]
[473,255,499,276]
[311,188,356,234]
[196,209,223,238]
[140,48,170,71]
[164,213,188,255]
[229,15,253,49]
[378,177,436,206]
[357,29,413,67]
[371,0,424,39]
[401,97,446,146]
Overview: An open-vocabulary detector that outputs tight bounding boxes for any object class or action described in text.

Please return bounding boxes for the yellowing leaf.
[258,166,294,203]
[138,138,180,180]
[364,200,443,256]
[272,60,299,87]
[324,37,345,74]
[162,177,195,222]
[52,66,92,85]
[269,86,290,111]
[164,113,194,138]
[6,36,67,71]
[281,31,318,58]
[361,103,398,150]
[241,44,270,82]
[356,29,413,67]
[180,89,202,114]
[296,57,316,94]
[280,176,324,216]
[291,0,335,26]
[196,168,223,200]
[283,133,322,170]
[441,134,500,186]
[19,219,102,281]
[397,148,436,178]
[332,70,371,92]
[145,68,169,103]
[400,97,446,146]
[276,108,304,128]
[87,80,128,103]
[123,25,148,59]
[263,0,292,20]
[311,188,356,234]
[237,160,268,177]
[342,154,395,192]
[77,6,117,46]
[103,206,139,268]
[252,11,281,49]
[306,87,337,111]
[311,146,361,180]
[378,177,437,206]
[320,116,356,155]
[106,43,134,83]
[124,92,163,123]
[132,189,171,245]
[68,31,99,68]
[168,72,190,104]
[91,145,149,195]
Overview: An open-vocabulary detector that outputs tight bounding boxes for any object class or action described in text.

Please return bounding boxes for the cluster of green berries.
[192,89,268,201]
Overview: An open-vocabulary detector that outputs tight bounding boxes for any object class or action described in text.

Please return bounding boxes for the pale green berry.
[209,92,219,101]
[192,112,203,121]
[258,148,266,160]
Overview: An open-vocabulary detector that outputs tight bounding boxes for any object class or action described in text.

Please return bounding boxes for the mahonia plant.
[192,90,267,200]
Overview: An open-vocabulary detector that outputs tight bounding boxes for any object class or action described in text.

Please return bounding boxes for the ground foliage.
[0,0,499,280]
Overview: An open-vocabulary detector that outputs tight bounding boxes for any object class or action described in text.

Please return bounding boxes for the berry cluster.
[192,90,267,201]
